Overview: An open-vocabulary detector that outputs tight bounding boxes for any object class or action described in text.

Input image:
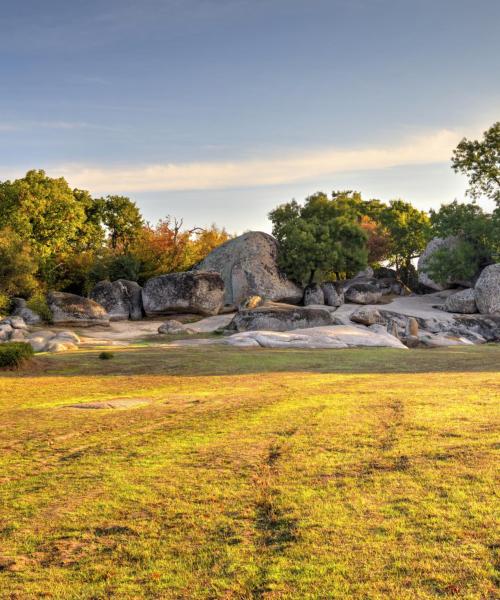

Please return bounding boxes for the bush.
[26,294,53,323]
[0,292,10,316]
[98,351,114,360]
[0,342,34,369]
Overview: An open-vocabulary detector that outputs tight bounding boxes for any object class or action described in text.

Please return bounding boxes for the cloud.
[6,128,464,193]
[0,121,113,132]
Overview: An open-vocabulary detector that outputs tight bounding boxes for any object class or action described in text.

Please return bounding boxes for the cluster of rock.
[0,315,80,352]
[442,264,500,315]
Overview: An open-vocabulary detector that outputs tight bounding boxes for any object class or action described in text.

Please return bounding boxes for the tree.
[452,122,500,205]
[426,200,498,285]
[101,195,143,250]
[269,192,368,285]
[0,227,38,298]
[359,215,391,265]
[379,200,431,284]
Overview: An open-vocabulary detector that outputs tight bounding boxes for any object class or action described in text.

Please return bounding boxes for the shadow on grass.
[1,344,499,379]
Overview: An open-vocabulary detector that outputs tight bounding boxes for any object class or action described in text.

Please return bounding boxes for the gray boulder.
[418,236,473,290]
[142,271,224,317]
[303,283,324,306]
[453,314,500,342]
[0,323,13,341]
[158,320,188,334]
[193,231,302,305]
[474,264,500,315]
[90,279,143,321]
[11,298,42,325]
[227,303,336,332]
[47,292,109,327]
[345,283,382,305]
[322,282,344,307]
[2,315,27,329]
[350,307,385,326]
[444,288,478,314]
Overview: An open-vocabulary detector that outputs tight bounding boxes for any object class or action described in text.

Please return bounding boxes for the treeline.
[0,169,230,311]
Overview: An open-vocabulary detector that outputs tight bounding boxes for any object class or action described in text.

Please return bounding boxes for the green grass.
[0,344,499,599]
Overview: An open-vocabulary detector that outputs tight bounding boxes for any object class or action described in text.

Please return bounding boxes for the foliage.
[426,201,499,284]
[359,215,391,265]
[98,351,114,360]
[452,121,500,205]
[0,227,38,297]
[0,293,10,315]
[0,341,34,369]
[378,199,431,281]
[26,293,53,323]
[269,192,368,284]
[101,195,143,250]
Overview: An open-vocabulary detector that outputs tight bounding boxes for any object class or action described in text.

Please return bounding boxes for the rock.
[46,340,77,353]
[453,314,500,342]
[417,333,475,348]
[193,231,303,305]
[303,283,324,306]
[350,307,385,326]
[322,282,344,307]
[2,315,27,329]
[227,303,336,332]
[406,317,419,337]
[179,314,234,334]
[373,267,397,280]
[142,271,224,317]
[48,292,110,327]
[444,288,478,314]
[226,324,408,350]
[90,279,143,321]
[11,298,42,325]
[238,295,263,310]
[0,324,13,342]
[9,329,26,341]
[418,236,473,290]
[55,331,81,344]
[345,283,382,305]
[474,264,500,315]
[158,320,188,335]
[353,266,374,279]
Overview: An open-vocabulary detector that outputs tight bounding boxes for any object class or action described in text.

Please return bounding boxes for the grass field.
[0,344,499,599]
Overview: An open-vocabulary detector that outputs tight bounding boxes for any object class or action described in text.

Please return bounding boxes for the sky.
[0,0,498,233]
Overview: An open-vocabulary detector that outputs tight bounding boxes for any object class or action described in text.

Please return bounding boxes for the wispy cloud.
[0,121,113,132]
[42,128,461,193]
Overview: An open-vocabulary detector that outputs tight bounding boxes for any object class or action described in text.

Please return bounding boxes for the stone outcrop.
[47,292,109,327]
[193,231,302,305]
[225,324,407,349]
[350,306,385,326]
[11,298,42,325]
[322,282,344,307]
[344,282,382,305]
[303,283,324,306]
[90,279,143,321]
[142,271,224,317]
[227,302,336,332]
[444,288,478,314]
[474,264,500,315]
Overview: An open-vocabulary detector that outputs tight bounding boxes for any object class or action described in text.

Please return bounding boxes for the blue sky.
[0,0,498,232]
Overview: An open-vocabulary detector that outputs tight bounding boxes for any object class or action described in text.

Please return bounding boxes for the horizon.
[1,0,499,232]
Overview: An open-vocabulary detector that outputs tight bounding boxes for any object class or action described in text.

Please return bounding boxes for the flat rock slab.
[66,399,149,409]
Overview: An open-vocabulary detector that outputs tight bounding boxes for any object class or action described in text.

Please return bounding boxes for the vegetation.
[0,341,34,369]
[98,351,114,360]
[0,344,498,598]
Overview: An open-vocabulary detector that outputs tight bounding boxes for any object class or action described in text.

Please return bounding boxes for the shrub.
[0,342,34,369]
[26,294,53,323]
[0,292,10,316]
[98,351,114,360]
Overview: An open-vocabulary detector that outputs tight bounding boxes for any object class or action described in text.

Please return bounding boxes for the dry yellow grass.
[0,344,499,599]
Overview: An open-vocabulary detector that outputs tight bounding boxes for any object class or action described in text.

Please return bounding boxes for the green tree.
[269,192,368,285]
[0,227,38,298]
[101,195,143,250]
[452,122,500,205]
[379,200,431,284]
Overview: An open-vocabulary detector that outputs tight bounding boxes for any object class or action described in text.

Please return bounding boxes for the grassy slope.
[0,345,499,599]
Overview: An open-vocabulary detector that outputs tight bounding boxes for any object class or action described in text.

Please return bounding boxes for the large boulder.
[47,292,109,327]
[303,283,324,306]
[142,271,224,317]
[418,236,474,290]
[227,303,336,332]
[90,279,143,321]
[345,283,382,305]
[474,264,500,315]
[444,288,478,314]
[11,298,42,325]
[193,231,302,305]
